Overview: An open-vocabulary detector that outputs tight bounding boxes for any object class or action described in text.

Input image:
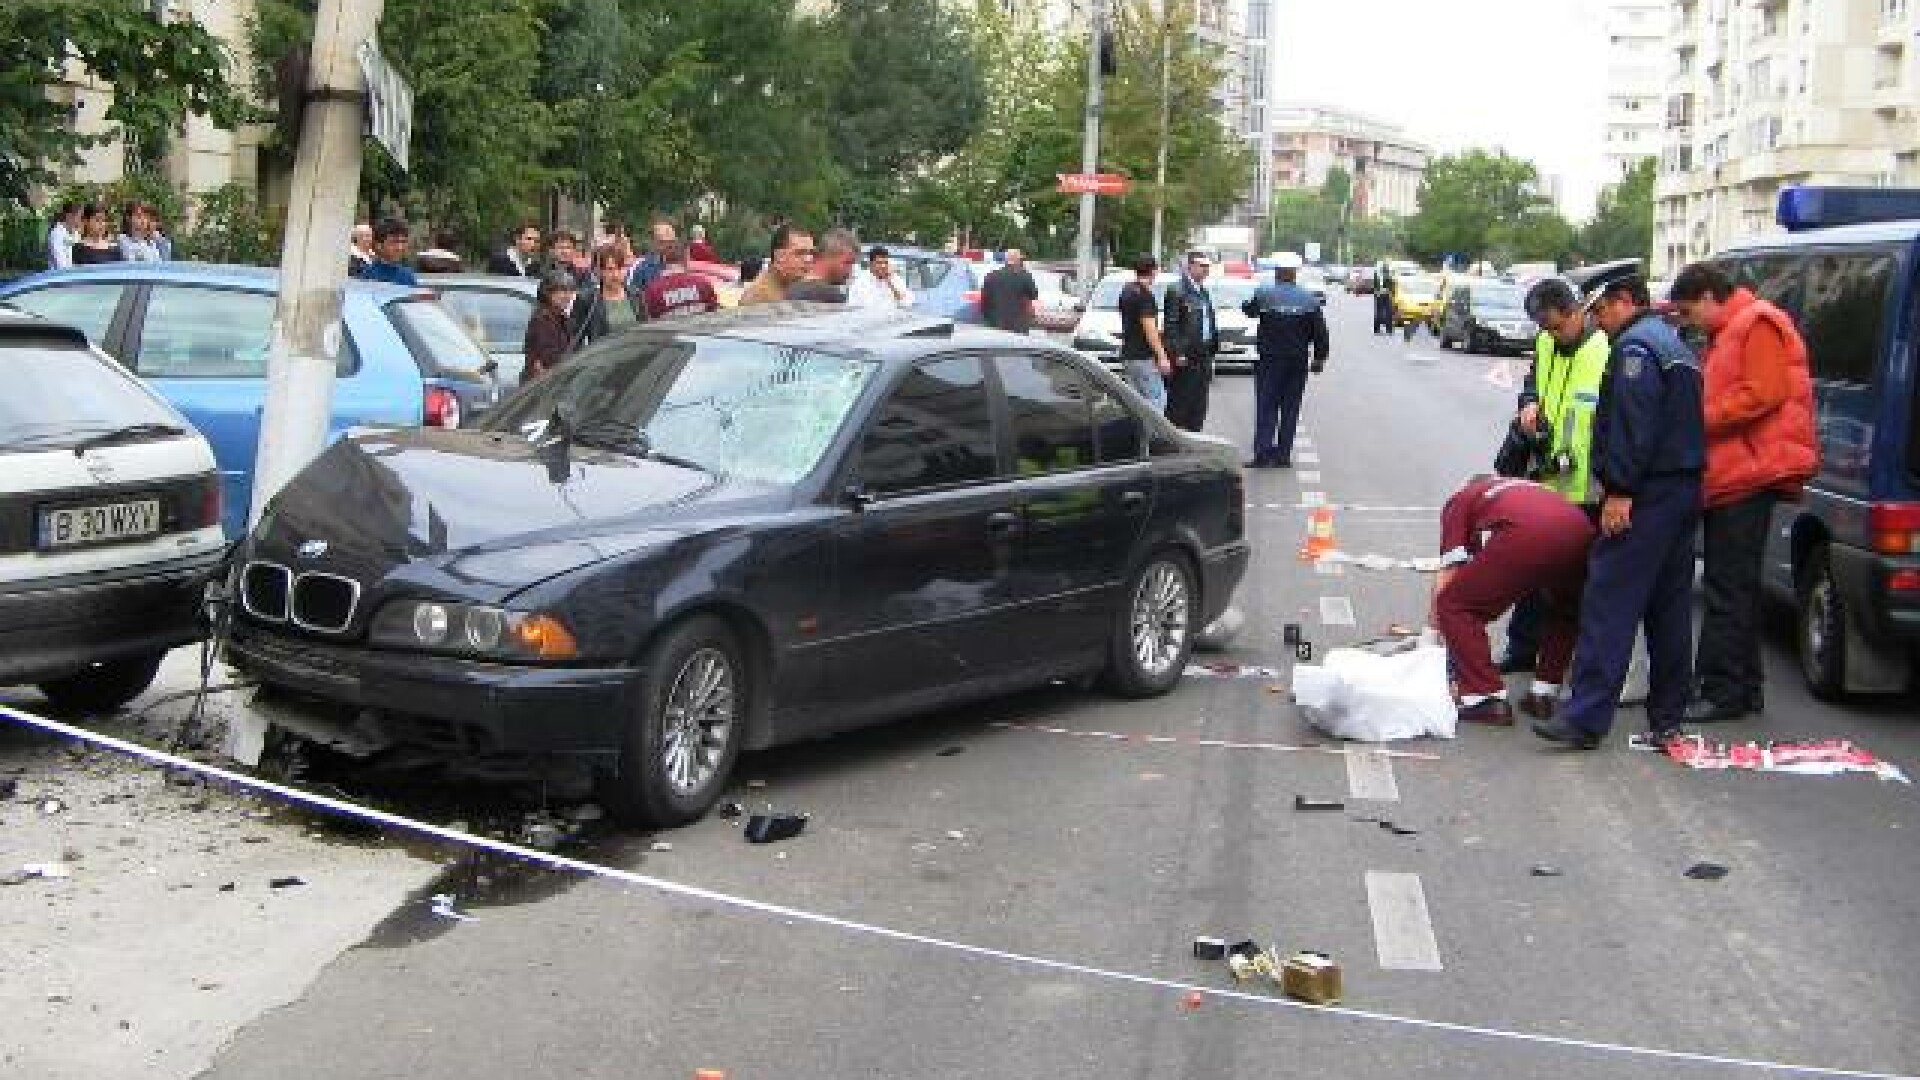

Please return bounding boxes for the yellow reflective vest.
[1529,329,1609,505]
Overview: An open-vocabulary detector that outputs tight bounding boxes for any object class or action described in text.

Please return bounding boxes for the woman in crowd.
[117,201,165,262]
[71,204,124,265]
[520,271,579,386]
[571,244,645,348]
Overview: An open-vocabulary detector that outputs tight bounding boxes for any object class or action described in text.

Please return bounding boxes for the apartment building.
[1267,103,1430,219]
[1653,0,1920,277]
[1605,0,1668,180]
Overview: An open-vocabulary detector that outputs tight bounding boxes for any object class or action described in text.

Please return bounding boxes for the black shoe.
[1496,652,1535,675]
[1271,459,1292,469]
[1518,692,1557,722]
[1530,716,1601,750]
[1457,698,1514,726]
[1682,697,1755,725]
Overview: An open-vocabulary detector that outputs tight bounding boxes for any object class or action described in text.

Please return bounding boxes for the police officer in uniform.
[1160,250,1222,432]
[1534,268,1705,749]
[1241,252,1329,469]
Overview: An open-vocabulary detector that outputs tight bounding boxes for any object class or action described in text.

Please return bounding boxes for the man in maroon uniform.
[640,241,720,320]
[1433,476,1596,726]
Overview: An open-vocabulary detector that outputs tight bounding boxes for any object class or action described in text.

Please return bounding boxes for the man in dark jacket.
[486,223,542,276]
[1160,250,1222,432]
[1534,272,1705,749]
[980,249,1039,334]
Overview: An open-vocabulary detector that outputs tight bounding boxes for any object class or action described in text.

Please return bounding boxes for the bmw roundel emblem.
[297,539,330,560]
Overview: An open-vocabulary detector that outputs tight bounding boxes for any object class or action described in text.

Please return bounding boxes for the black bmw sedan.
[227,305,1249,826]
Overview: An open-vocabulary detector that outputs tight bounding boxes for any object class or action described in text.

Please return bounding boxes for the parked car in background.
[1209,276,1256,367]
[0,264,499,539]
[1029,267,1083,332]
[1297,266,1330,303]
[432,274,538,391]
[1392,273,1442,329]
[1071,271,1180,366]
[226,305,1248,825]
[883,246,983,322]
[1436,279,1536,354]
[1347,267,1375,294]
[0,308,227,710]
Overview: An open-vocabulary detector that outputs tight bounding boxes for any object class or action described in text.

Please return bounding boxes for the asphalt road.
[197,294,1920,1080]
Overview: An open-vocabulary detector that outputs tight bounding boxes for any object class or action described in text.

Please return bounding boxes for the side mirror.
[843,483,875,511]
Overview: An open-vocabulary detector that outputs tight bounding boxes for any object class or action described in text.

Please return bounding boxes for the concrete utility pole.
[1073,0,1106,295]
[250,0,384,526]
[1150,0,1172,264]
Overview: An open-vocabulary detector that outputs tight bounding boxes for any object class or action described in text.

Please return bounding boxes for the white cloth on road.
[1294,638,1458,742]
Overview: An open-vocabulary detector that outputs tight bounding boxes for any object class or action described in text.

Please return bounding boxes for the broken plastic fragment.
[935,746,966,757]
[744,812,808,844]
[268,876,305,889]
[1295,795,1345,812]
[1182,990,1206,1011]
[650,841,674,853]
[429,893,476,922]
[1529,864,1564,878]
[39,798,66,816]
[21,862,72,880]
[1192,936,1227,961]
[1379,822,1419,836]
[1684,862,1729,881]
[717,802,744,820]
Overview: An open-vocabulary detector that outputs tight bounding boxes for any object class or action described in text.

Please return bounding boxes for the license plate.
[38,499,162,549]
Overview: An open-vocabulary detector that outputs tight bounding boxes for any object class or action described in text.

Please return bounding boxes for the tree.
[0,0,254,208]
[1267,189,1339,255]
[1488,207,1577,267]
[1406,149,1546,264]
[1581,157,1655,265]
[824,0,986,234]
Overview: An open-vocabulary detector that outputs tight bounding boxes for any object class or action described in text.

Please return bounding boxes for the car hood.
[251,427,780,599]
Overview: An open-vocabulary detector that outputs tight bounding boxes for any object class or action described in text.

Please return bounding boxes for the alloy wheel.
[1130,561,1191,679]
[660,647,736,794]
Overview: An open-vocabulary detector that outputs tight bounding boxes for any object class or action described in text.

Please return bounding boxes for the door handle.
[1120,490,1149,514]
[987,510,1024,537]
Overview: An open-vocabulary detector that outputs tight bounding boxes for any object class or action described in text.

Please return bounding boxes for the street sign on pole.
[356,40,412,172]
[1058,173,1131,196]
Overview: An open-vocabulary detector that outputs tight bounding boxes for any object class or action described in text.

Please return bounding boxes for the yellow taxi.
[1392,273,1441,327]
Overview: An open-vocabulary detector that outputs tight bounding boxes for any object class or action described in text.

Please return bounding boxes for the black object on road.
[1295,796,1345,812]
[1192,936,1227,961]
[936,746,966,757]
[1283,623,1303,646]
[745,812,808,844]
[268,876,305,889]
[1530,864,1564,878]
[1685,862,1729,881]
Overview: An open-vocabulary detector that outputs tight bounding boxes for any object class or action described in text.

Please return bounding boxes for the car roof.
[1,262,420,299]
[425,273,540,295]
[608,303,1060,361]
[1721,218,1920,253]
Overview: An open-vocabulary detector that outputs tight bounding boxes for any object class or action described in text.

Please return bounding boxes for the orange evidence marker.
[1298,507,1337,561]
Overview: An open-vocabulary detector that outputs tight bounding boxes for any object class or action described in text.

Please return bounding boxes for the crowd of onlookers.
[43,199,173,267]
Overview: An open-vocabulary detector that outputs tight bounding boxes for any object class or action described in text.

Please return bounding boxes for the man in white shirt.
[46,201,80,270]
[846,245,915,310]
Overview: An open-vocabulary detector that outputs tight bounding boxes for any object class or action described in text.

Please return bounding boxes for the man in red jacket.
[1670,262,1817,723]
[1433,476,1596,726]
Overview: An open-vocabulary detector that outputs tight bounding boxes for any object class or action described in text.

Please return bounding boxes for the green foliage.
[175,184,283,265]
[1267,189,1341,255]
[1580,157,1655,264]
[1407,149,1550,264]
[1487,207,1577,267]
[0,0,256,208]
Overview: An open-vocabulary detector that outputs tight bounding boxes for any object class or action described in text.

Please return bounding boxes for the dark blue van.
[1714,187,1920,698]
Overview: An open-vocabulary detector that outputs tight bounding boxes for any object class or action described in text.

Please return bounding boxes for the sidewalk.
[0,649,440,1080]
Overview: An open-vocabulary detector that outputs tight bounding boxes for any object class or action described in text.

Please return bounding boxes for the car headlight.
[371,600,579,661]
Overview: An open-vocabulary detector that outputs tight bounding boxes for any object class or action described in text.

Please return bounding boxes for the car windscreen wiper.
[70,422,187,456]
[571,419,711,474]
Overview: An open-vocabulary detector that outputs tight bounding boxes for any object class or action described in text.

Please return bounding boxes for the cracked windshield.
[3,1,1918,1078]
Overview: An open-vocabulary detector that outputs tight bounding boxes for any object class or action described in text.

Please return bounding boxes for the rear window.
[900,258,953,292]
[0,342,182,451]
[387,298,495,376]
[1799,250,1895,386]
[437,288,534,356]
[4,283,125,348]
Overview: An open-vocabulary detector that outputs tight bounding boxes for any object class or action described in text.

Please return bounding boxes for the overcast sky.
[1268,0,1614,220]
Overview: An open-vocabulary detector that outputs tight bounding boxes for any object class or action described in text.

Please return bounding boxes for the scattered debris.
[567,803,605,823]
[218,882,236,892]
[1282,623,1303,646]
[1295,795,1345,812]
[428,893,476,922]
[0,870,28,886]
[1379,821,1420,836]
[935,746,966,757]
[39,797,67,816]
[520,815,568,851]
[1684,862,1729,881]
[20,862,73,880]
[744,812,808,844]
[1661,736,1910,783]
[1529,864,1564,878]
[693,1069,727,1080]
[1192,936,1228,961]
[649,841,675,853]
[745,779,768,789]
[0,776,16,800]
[1184,662,1286,680]
[1281,951,1343,1005]
[990,722,1442,761]
[267,876,305,890]
[1182,990,1206,1011]
[1194,606,1245,650]
[944,830,966,841]
[1226,940,1278,982]
[717,801,744,820]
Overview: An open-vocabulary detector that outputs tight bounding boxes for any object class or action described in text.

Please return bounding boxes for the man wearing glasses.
[740,224,816,306]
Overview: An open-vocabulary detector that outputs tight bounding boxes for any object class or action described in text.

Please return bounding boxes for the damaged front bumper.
[225,623,634,758]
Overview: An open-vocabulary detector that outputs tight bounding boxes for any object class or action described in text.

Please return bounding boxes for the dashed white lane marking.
[1298,470,1322,485]
[1345,747,1400,801]
[1300,491,1327,508]
[1367,872,1444,971]
[1315,560,1346,576]
[1298,451,1321,464]
[1319,596,1355,626]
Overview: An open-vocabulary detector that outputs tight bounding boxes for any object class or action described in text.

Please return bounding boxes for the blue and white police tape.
[0,703,1910,1080]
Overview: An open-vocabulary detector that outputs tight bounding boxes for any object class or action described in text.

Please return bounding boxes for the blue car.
[0,264,498,538]
[1718,187,1920,698]
[882,246,983,322]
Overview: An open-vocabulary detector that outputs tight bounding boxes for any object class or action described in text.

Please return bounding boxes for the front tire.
[1102,551,1197,698]
[600,615,746,827]
[39,652,164,713]
[1797,547,1847,701]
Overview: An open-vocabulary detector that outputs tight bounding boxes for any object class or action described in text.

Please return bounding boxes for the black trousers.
[1164,358,1212,432]
[1373,292,1393,334]
[1695,490,1776,708]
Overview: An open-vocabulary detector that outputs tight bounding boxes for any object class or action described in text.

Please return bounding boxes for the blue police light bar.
[1777,186,1920,231]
